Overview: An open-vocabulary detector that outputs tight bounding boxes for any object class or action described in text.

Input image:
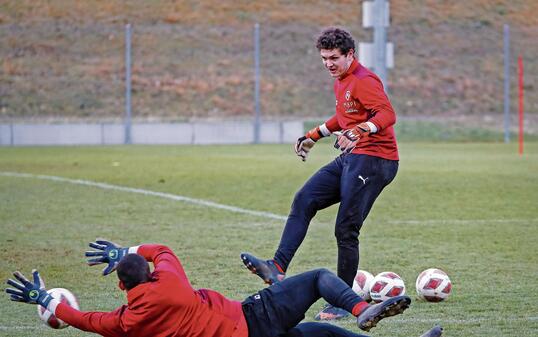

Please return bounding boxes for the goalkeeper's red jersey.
[55,244,248,337]
[324,59,399,160]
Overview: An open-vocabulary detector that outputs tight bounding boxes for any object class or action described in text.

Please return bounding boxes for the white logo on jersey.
[345,90,351,101]
[358,175,369,184]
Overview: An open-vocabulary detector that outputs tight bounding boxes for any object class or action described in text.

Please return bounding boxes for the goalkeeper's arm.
[5,269,125,337]
[54,302,125,337]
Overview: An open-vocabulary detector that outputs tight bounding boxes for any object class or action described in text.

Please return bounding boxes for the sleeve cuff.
[128,246,140,254]
[319,123,332,137]
[365,121,378,133]
[46,298,61,314]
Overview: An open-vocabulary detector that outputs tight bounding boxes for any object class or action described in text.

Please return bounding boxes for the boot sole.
[359,296,411,331]
[241,253,274,285]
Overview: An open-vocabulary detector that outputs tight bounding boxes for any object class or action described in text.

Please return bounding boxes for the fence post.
[373,0,388,87]
[503,24,510,143]
[254,23,261,144]
[124,23,132,144]
[10,123,14,146]
[518,55,524,155]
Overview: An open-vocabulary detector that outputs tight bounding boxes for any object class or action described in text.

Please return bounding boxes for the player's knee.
[291,190,318,215]
[306,268,331,280]
[334,229,358,246]
[313,268,336,290]
[314,267,331,276]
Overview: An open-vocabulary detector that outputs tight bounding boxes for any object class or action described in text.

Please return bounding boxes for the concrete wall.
[0,121,304,146]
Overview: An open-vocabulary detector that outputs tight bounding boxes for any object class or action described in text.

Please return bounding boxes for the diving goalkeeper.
[5,239,440,337]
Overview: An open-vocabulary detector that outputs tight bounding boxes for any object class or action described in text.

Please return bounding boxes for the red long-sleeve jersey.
[325,59,399,160]
[54,245,248,337]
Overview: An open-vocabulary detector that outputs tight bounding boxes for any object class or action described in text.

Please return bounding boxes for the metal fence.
[0,18,536,144]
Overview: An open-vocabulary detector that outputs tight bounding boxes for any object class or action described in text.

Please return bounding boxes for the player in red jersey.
[241,27,400,320]
[5,239,444,337]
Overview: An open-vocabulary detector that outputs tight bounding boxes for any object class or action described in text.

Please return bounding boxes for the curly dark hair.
[316,27,356,55]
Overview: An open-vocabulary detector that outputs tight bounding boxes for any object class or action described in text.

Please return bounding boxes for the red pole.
[518,55,524,155]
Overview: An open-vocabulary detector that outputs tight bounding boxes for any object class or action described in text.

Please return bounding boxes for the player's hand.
[334,123,370,153]
[295,136,316,161]
[5,270,54,307]
[294,125,327,161]
[85,239,129,276]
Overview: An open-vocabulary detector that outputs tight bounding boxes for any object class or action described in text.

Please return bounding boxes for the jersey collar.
[339,58,359,80]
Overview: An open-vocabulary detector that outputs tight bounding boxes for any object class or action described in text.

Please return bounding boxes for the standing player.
[241,27,400,320]
[3,239,441,337]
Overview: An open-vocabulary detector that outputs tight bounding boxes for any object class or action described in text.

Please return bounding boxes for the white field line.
[0,326,40,330]
[386,219,538,224]
[0,172,287,221]
[390,316,538,324]
[1,171,537,225]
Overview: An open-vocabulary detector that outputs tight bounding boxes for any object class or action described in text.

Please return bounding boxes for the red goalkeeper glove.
[334,123,371,154]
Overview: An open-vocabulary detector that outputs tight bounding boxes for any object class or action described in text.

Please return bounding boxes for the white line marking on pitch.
[0,172,287,221]
[386,219,538,224]
[391,316,538,324]
[0,326,39,330]
[1,172,537,225]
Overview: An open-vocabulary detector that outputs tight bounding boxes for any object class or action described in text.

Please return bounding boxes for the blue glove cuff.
[38,290,54,307]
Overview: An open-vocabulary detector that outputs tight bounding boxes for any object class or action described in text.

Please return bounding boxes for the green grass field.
[0,142,537,337]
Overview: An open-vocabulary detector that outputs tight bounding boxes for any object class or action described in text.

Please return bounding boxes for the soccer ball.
[369,271,406,302]
[415,268,452,302]
[352,270,374,301]
[37,288,79,329]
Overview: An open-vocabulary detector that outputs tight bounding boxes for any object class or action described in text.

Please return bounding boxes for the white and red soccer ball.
[352,270,374,301]
[369,271,406,302]
[415,268,452,302]
[37,288,79,329]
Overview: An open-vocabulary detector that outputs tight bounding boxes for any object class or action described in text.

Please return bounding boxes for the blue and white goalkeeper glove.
[5,270,53,307]
[85,239,129,276]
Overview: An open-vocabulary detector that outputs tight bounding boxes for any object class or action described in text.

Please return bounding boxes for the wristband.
[365,121,377,133]
[306,123,332,141]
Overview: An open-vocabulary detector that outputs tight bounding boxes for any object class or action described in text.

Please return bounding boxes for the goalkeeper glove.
[295,124,331,161]
[5,270,54,307]
[334,122,371,154]
[334,123,370,153]
[85,239,129,276]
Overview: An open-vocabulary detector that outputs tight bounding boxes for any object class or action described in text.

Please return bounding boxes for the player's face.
[320,48,354,78]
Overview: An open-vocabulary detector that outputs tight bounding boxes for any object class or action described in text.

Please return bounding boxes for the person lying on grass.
[6,239,441,337]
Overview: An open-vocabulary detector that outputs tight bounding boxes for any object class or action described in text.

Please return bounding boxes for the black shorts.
[241,269,365,337]
[242,283,306,337]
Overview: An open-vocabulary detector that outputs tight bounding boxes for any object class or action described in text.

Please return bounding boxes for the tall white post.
[124,24,132,144]
[254,23,261,144]
[503,24,510,143]
[373,0,387,86]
